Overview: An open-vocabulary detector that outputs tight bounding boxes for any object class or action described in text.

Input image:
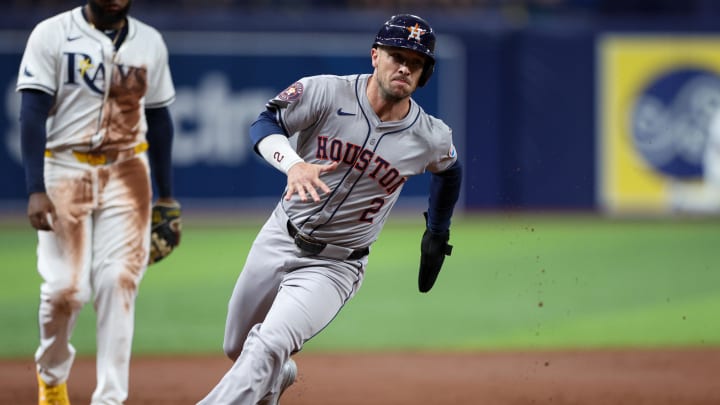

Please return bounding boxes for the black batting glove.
[418,212,453,293]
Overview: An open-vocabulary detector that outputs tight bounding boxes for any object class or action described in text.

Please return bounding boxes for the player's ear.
[371,46,380,69]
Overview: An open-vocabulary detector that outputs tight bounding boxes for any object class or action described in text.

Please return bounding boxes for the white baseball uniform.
[17,6,174,404]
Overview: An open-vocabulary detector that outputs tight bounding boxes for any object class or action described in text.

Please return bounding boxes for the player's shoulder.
[411,104,457,166]
[302,74,359,88]
[295,74,360,99]
[426,114,452,134]
[127,15,165,42]
[30,8,73,35]
[272,74,361,108]
[413,102,452,136]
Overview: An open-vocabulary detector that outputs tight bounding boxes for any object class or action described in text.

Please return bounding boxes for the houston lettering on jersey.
[315,135,407,194]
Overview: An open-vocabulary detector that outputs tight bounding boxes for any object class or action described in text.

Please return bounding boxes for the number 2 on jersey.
[359,197,384,223]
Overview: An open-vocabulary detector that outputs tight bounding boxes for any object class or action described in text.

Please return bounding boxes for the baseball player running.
[198,14,462,404]
[17,0,178,404]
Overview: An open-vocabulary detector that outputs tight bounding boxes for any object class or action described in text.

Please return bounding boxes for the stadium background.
[2,0,720,214]
[2,1,720,404]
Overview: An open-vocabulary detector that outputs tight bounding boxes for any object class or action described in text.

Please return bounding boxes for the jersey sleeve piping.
[145,95,175,109]
[16,83,55,95]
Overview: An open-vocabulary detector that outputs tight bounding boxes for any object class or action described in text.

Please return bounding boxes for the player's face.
[87,0,132,28]
[371,46,425,101]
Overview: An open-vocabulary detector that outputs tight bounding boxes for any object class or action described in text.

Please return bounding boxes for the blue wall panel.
[506,28,596,209]
[4,11,696,211]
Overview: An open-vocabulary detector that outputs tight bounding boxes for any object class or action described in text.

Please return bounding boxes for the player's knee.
[222,326,247,361]
[44,287,85,317]
[250,324,296,361]
[94,267,140,298]
[223,340,243,361]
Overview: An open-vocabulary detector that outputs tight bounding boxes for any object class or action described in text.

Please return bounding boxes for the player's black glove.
[148,200,182,265]
[418,212,453,293]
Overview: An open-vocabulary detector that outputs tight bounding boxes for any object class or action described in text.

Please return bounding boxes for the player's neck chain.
[106,26,123,46]
[97,20,125,47]
[82,6,126,47]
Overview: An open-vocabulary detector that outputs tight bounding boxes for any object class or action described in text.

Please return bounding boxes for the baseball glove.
[148,201,182,265]
[418,212,453,293]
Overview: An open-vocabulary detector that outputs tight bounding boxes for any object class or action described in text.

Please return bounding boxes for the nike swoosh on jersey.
[67,35,82,41]
[23,67,33,77]
[337,108,356,116]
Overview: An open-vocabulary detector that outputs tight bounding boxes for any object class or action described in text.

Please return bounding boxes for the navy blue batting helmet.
[374,14,436,87]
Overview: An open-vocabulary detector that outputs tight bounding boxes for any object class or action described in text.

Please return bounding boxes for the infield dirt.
[2,348,719,404]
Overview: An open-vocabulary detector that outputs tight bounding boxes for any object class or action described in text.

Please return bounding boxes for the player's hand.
[418,212,453,293]
[285,161,339,202]
[27,192,56,231]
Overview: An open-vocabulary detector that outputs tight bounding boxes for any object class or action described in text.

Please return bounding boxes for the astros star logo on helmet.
[406,23,426,41]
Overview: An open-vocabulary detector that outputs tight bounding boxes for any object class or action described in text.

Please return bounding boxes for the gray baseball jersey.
[198,73,458,404]
[274,73,457,248]
[199,13,461,403]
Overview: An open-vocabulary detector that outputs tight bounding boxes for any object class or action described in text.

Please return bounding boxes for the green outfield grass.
[1,212,719,359]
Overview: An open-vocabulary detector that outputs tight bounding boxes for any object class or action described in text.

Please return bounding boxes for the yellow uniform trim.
[45,142,149,166]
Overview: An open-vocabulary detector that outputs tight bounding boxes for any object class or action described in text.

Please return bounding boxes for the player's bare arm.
[285,161,338,202]
[27,192,55,231]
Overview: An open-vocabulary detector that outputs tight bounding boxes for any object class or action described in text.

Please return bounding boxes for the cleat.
[37,373,70,405]
[258,358,297,405]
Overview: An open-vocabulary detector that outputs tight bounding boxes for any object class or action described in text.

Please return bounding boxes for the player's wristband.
[257,134,304,173]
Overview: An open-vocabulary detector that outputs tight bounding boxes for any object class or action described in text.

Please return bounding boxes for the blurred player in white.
[198,14,462,404]
[16,0,178,403]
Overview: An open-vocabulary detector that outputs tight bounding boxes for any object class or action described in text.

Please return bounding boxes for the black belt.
[287,220,368,260]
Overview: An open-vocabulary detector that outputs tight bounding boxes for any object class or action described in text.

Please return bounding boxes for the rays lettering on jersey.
[64,52,129,95]
[316,136,407,194]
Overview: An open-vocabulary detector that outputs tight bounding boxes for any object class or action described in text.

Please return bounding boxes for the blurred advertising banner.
[0,31,465,207]
[598,34,720,215]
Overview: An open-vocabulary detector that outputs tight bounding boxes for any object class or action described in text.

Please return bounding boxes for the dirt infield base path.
[2,348,719,404]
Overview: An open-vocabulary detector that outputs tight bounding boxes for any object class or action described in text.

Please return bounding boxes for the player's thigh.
[223,221,295,355]
[259,258,366,353]
[39,161,94,300]
[92,157,152,272]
